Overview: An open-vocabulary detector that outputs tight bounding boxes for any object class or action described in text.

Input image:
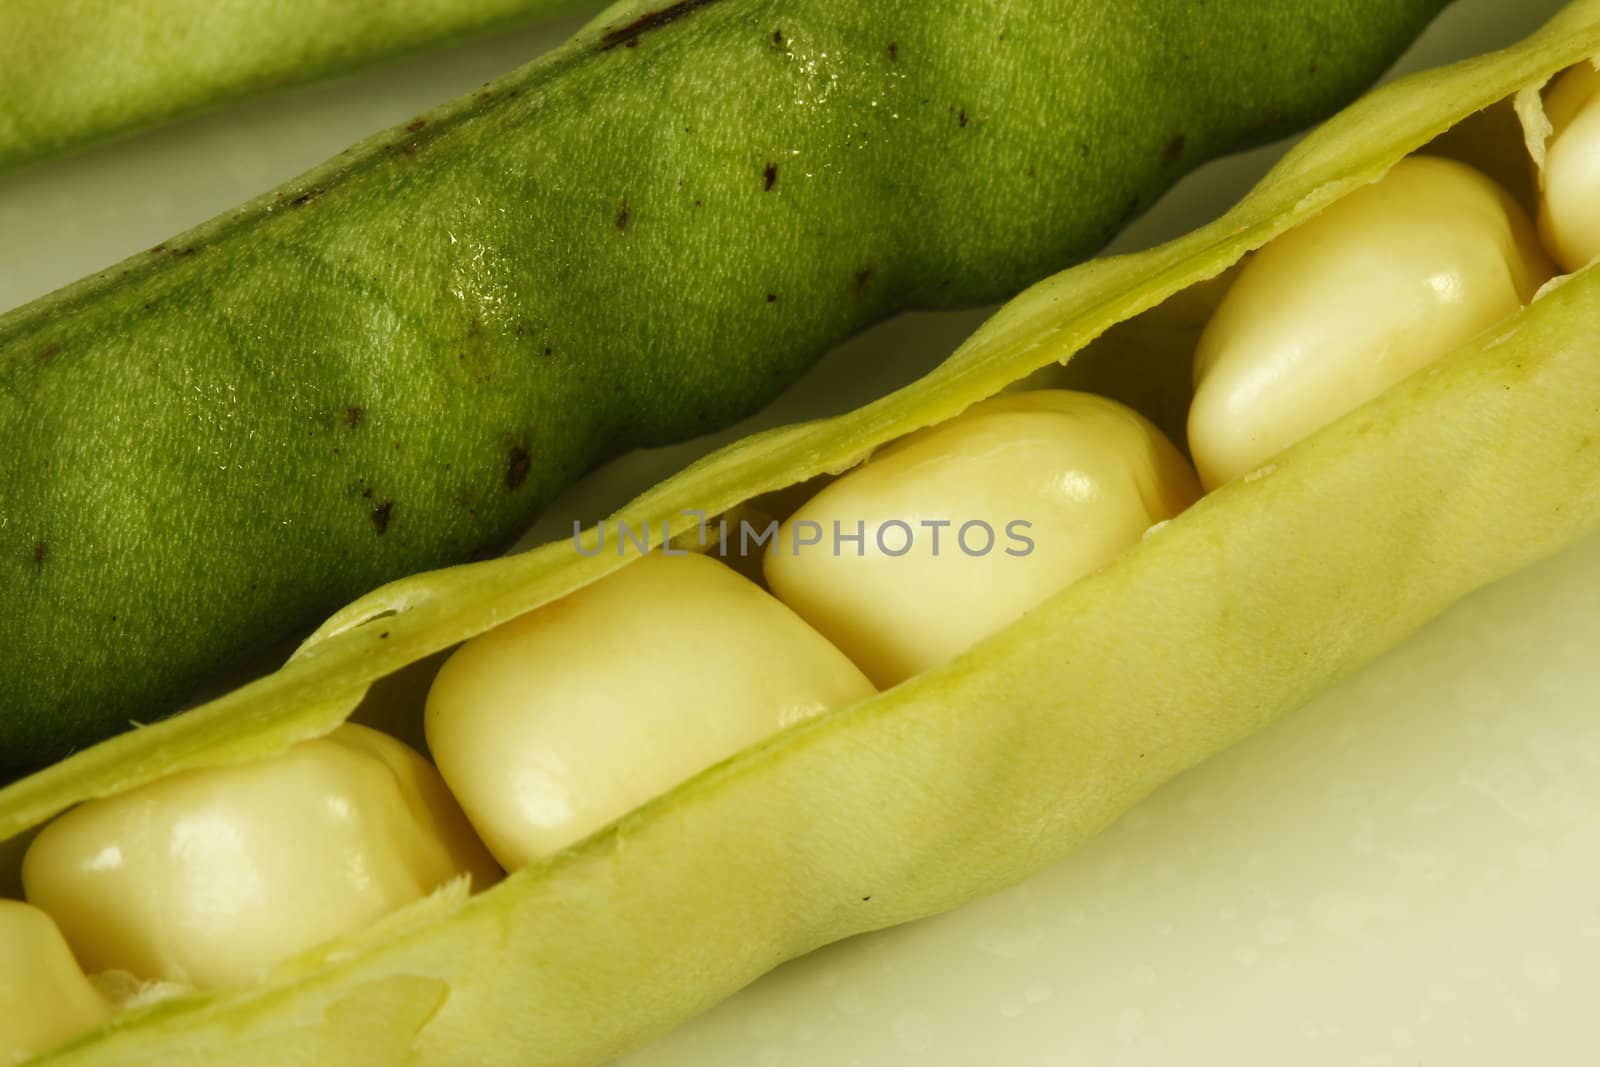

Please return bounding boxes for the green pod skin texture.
[0,0,594,170]
[1,3,1598,1064]
[0,0,1454,767]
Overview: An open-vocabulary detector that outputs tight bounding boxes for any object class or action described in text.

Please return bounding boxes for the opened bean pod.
[4,6,1600,1064]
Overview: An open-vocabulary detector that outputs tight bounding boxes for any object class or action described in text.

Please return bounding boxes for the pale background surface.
[1,0,1594,1063]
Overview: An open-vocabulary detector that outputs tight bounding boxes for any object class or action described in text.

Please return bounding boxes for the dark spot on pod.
[852,264,875,299]
[32,542,48,567]
[763,162,778,191]
[772,28,785,47]
[401,142,420,157]
[149,243,167,254]
[542,345,553,356]
[625,37,640,48]
[362,487,374,499]
[379,632,390,640]
[1308,62,1320,76]
[372,501,394,535]
[405,118,427,133]
[291,188,321,208]
[506,445,532,491]
[887,41,897,61]
[600,0,719,51]
[958,108,968,128]
[766,293,777,303]
[616,200,631,231]
[176,247,197,257]
[37,342,61,364]
[345,406,365,428]
[1164,134,1187,164]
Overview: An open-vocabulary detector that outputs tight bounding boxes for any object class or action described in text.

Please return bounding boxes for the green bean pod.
[0,0,592,169]
[0,0,1452,767]
[3,1,1598,1063]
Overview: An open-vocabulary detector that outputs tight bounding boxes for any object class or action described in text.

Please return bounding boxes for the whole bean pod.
[0,0,1453,767]
[2,2,1598,1063]
[0,0,590,170]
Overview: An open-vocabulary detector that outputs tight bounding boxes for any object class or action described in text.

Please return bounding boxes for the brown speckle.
[506,445,532,491]
[291,188,320,208]
[401,142,420,157]
[887,41,897,61]
[763,162,778,191]
[149,243,168,254]
[616,200,631,231]
[1308,61,1320,76]
[37,342,61,364]
[959,108,968,127]
[362,487,374,499]
[625,36,640,48]
[176,246,197,257]
[345,406,364,428]
[600,0,718,50]
[406,118,427,133]
[1164,134,1186,164]
[371,501,394,535]
[852,264,875,299]
[32,541,48,567]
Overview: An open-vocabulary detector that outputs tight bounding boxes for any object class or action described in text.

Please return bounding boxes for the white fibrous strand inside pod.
[763,390,1201,689]
[20,724,500,990]
[0,899,109,1065]
[1538,61,1600,272]
[1187,154,1555,491]
[424,550,876,870]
